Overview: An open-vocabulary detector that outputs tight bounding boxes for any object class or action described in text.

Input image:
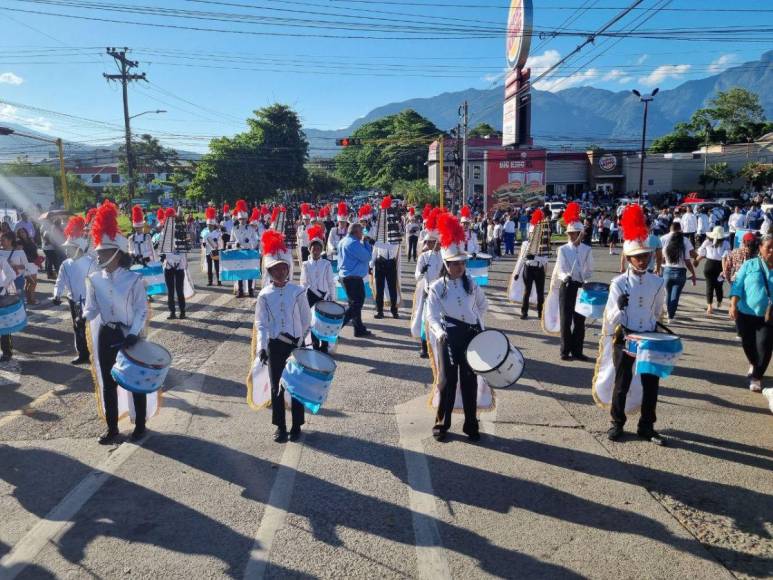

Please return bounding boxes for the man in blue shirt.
[338,223,374,337]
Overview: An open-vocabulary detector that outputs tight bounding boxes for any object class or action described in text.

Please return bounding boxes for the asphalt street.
[0,244,770,579]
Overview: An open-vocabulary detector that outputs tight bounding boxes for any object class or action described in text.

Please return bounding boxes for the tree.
[334,109,440,191]
[700,162,734,191]
[689,88,767,144]
[189,104,308,202]
[391,178,439,207]
[118,133,180,196]
[468,123,500,139]
[306,167,342,198]
[649,122,701,153]
[738,161,773,191]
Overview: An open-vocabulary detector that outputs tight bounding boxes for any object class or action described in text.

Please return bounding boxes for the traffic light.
[336,137,362,147]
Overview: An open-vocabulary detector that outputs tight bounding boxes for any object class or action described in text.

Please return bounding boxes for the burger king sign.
[599,153,618,173]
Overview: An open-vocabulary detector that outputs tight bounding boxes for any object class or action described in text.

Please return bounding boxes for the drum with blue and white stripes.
[220,249,261,281]
[131,261,167,296]
[281,348,337,414]
[467,253,492,286]
[574,282,609,320]
[624,332,683,378]
[0,295,27,335]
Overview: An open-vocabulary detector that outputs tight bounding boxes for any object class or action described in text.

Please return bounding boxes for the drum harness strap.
[441,315,482,367]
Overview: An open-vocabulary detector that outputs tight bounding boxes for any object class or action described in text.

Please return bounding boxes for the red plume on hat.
[260,204,269,216]
[337,201,347,217]
[621,204,649,242]
[85,208,97,225]
[460,205,471,219]
[205,207,216,221]
[156,208,165,222]
[234,199,248,215]
[222,203,230,215]
[249,207,260,222]
[320,205,330,218]
[438,213,465,248]
[409,206,415,216]
[300,202,310,216]
[270,207,280,224]
[91,201,119,247]
[381,196,392,210]
[307,224,324,244]
[562,202,581,225]
[310,209,317,219]
[164,207,176,220]
[422,205,432,220]
[261,229,286,255]
[425,207,442,231]
[358,204,372,219]
[131,205,144,224]
[64,215,86,239]
[530,208,544,226]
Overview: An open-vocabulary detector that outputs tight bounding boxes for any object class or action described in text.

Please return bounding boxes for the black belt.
[443,315,481,332]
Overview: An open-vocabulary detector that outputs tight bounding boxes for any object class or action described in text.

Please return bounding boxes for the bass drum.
[465,329,525,388]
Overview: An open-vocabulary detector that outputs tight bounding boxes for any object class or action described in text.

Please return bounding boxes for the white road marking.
[395,396,452,580]
[243,442,304,580]
[0,297,251,579]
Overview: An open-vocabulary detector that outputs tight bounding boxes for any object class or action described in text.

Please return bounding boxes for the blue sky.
[0,0,769,153]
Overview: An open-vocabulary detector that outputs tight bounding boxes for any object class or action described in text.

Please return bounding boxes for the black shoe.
[637,429,666,446]
[0,353,11,363]
[392,311,400,319]
[207,282,213,286]
[607,425,624,441]
[217,281,222,286]
[98,429,121,445]
[354,330,374,338]
[249,291,255,298]
[167,313,177,320]
[289,426,301,441]
[573,354,591,362]
[374,312,384,319]
[237,292,245,298]
[432,429,447,442]
[70,355,90,365]
[520,312,528,320]
[467,432,481,442]
[420,350,429,359]
[130,425,147,442]
[560,354,572,361]
[274,428,288,443]
[179,312,186,320]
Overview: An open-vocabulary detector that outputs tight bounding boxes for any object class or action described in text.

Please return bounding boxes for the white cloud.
[636,54,649,65]
[482,71,505,83]
[534,68,600,92]
[0,72,23,85]
[708,54,737,74]
[638,64,691,86]
[603,69,625,81]
[0,104,53,133]
[525,49,561,73]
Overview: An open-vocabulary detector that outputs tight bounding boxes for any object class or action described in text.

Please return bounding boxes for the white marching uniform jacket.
[300,258,335,300]
[297,224,310,249]
[604,271,665,334]
[53,254,96,303]
[371,241,399,265]
[231,224,259,250]
[327,227,345,258]
[463,231,480,255]
[254,283,312,353]
[202,229,224,255]
[554,242,593,283]
[410,250,443,339]
[128,232,155,262]
[163,252,188,270]
[221,219,235,235]
[84,268,147,337]
[425,276,488,341]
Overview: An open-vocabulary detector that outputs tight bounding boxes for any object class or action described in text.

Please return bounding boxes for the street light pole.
[632,88,658,205]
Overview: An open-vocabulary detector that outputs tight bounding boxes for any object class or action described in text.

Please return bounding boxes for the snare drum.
[466,329,525,388]
[335,275,372,301]
[575,282,610,320]
[312,300,346,343]
[281,348,337,413]
[467,253,492,286]
[220,249,261,281]
[111,339,172,394]
[0,295,27,336]
[131,261,167,296]
[624,332,683,379]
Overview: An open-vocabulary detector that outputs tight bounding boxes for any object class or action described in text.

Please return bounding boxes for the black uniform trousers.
[407,235,418,261]
[98,325,146,431]
[341,276,367,334]
[67,299,89,358]
[703,258,724,305]
[736,312,773,380]
[1,335,12,357]
[610,343,659,431]
[306,289,328,353]
[267,338,305,431]
[301,247,310,263]
[433,323,479,437]
[206,253,220,284]
[237,279,254,295]
[165,267,186,315]
[374,258,398,316]
[558,280,586,357]
[521,265,545,317]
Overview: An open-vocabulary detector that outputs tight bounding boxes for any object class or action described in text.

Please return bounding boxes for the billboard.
[502,97,518,147]
[0,176,55,214]
[485,149,546,211]
[506,0,533,70]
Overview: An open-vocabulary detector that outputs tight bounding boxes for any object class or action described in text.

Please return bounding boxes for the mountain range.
[306,50,773,157]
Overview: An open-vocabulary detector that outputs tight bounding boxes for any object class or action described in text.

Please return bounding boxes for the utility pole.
[104,47,146,200]
[459,101,468,207]
[632,88,658,204]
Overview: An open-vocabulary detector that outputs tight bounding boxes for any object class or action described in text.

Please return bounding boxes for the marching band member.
[371,196,401,320]
[128,205,155,265]
[0,251,21,362]
[220,203,234,246]
[202,207,223,286]
[411,213,442,358]
[160,208,194,319]
[543,202,593,361]
[52,215,96,364]
[509,208,549,320]
[300,224,335,352]
[418,204,432,249]
[255,230,311,442]
[596,205,668,446]
[425,213,490,442]
[249,207,265,241]
[405,207,420,262]
[84,202,158,444]
[231,199,257,298]
[358,204,373,238]
[326,202,348,262]
[297,203,312,266]
[460,205,479,255]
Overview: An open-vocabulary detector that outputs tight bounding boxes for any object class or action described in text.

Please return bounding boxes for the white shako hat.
[262,230,292,269]
[91,201,128,252]
[621,203,652,257]
[234,199,249,220]
[131,204,145,228]
[563,202,584,233]
[62,215,88,252]
[205,206,217,225]
[438,212,469,262]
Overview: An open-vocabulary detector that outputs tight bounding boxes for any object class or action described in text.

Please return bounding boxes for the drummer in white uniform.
[604,204,667,446]
[255,229,311,443]
[460,205,479,255]
[202,207,223,286]
[412,227,443,358]
[426,213,488,442]
[231,199,258,298]
[52,215,96,365]
[326,202,349,264]
[83,202,151,445]
[300,224,335,353]
[128,205,155,266]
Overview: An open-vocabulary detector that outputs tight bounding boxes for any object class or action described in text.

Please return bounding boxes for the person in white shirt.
[425,213,490,442]
[460,206,480,256]
[694,226,731,315]
[509,208,549,319]
[695,207,710,245]
[544,202,593,361]
[297,212,311,267]
[84,202,156,445]
[680,206,698,246]
[52,215,96,365]
[202,208,223,286]
[660,222,698,322]
[230,200,258,298]
[326,202,349,264]
[492,220,503,258]
[411,230,443,359]
[370,197,401,319]
[0,254,18,362]
[726,206,744,249]
[502,214,517,255]
[128,205,155,265]
[405,211,420,262]
[300,225,335,352]
[220,203,234,246]
[0,231,30,299]
[254,230,311,442]
[596,205,668,445]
